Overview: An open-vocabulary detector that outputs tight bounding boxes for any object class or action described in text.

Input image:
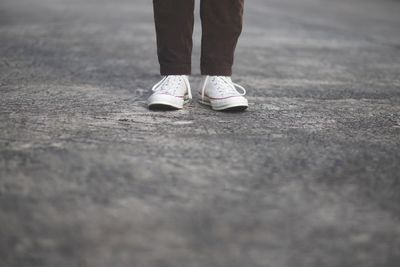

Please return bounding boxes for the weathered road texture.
[1,0,400,266]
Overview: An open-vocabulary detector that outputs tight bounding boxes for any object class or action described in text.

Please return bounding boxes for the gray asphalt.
[1,0,400,266]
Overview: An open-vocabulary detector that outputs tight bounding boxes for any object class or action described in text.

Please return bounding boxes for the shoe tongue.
[171,75,185,79]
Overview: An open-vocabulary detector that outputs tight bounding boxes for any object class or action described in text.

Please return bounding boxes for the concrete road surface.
[1,0,400,266]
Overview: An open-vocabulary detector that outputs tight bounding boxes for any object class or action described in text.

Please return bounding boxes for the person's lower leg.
[200,0,244,76]
[153,0,195,75]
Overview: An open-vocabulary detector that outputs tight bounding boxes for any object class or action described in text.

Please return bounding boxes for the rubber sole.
[198,97,248,111]
[148,94,190,110]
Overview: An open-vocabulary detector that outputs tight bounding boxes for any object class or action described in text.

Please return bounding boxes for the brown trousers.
[153,0,244,76]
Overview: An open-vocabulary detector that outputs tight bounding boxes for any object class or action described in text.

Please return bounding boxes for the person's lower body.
[149,0,248,111]
[153,0,244,76]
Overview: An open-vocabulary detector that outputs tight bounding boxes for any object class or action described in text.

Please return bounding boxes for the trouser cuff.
[160,64,191,75]
[200,64,233,76]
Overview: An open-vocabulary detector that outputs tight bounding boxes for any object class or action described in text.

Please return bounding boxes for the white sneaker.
[148,75,192,109]
[198,76,248,111]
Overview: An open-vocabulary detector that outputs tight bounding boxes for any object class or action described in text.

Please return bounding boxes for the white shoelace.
[201,76,246,100]
[152,75,192,99]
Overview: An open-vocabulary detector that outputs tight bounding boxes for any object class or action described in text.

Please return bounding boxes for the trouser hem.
[160,64,191,75]
[201,64,233,76]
